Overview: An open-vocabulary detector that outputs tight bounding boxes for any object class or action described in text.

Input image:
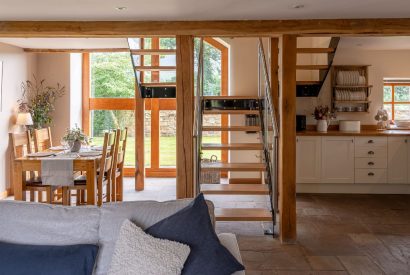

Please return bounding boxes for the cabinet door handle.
[368,151,375,155]
[368,162,375,166]
[368,140,374,144]
[368,172,375,176]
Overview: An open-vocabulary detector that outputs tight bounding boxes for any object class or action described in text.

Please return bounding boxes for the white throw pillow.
[108,220,190,275]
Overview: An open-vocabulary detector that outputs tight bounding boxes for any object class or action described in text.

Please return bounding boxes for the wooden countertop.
[297,129,410,136]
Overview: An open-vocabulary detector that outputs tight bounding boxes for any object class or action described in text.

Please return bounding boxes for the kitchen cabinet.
[321,137,355,184]
[296,137,321,183]
[388,137,408,184]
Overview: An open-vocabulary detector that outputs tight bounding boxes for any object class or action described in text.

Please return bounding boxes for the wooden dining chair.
[33,127,53,152]
[65,131,116,206]
[111,128,128,202]
[9,131,55,203]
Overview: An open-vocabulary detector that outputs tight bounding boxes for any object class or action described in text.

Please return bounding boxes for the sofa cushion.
[218,233,246,275]
[108,220,190,275]
[145,194,245,275]
[0,242,99,275]
[97,199,214,275]
[0,201,101,246]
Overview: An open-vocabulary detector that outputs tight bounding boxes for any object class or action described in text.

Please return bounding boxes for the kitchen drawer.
[355,137,387,147]
[355,169,387,184]
[355,146,387,158]
[355,157,387,169]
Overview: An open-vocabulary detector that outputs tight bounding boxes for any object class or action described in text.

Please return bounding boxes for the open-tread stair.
[202,126,261,132]
[202,143,263,150]
[215,208,272,222]
[201,162,265,172]
[201,184,269,195]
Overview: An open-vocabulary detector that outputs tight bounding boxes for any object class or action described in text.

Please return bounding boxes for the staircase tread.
[203,96,259,100]
[297,81,322,85]
[202,143,263,150]
[135,66,176,71]
[202,126,261,131]
[131,49,176,55]
[203,110,259,115]
[201,184,269,195]
[296,65,329,70]
[201,162,265,171]
[297,47,335,53]
[141,82,176,87]
[215,208,272,221]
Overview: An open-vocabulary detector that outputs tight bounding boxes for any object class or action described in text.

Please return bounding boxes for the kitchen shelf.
[334,100,371,104]
[331,65,372,113]
[334,85,373,89]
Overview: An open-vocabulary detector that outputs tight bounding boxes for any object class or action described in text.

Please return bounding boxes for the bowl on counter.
[339,120,361,133]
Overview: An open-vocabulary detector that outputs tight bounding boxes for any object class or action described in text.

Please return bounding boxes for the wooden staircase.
[296,37,340,97]
[128,38,177,98]
[199,95,273,223]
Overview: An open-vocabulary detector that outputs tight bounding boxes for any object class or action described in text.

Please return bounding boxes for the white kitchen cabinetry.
[388,137,408,184]
[321,137,355,184]
[296,137,321,183]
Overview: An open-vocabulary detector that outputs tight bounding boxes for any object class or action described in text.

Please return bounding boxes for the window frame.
[383,82,410,120]
[82,37,229,178]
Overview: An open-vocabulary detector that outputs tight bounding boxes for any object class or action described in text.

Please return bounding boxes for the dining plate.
[26,152,56,158]
[79,151,102,157]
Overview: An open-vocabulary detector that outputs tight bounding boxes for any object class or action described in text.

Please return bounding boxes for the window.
[383,83,410,120]
[83,37,228,178]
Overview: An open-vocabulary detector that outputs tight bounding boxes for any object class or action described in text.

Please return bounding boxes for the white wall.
[36,53,71,145]
[0,42,36,195]
[297,44,410,125]
[223,38,261,179]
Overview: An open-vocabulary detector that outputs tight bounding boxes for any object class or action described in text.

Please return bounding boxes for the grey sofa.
[0,200,245,275]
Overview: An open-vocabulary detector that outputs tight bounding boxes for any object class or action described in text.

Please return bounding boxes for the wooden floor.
[124,179,410,274]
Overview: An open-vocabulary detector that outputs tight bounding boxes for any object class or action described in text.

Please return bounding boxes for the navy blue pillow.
[146,193,245,275]
[0,242,99,275]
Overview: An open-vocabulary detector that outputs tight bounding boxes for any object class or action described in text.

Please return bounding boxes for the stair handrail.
[258,38,279,233]
[127,38,143,98]
[193,38,204,195]
[258,38,279,137]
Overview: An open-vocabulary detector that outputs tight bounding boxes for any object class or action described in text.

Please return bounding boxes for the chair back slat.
[10,131,32,158]
[33,127,53,152]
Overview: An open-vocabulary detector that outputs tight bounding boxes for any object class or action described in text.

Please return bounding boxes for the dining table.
[13,148,102,205]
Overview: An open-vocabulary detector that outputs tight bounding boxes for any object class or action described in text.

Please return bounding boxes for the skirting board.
[297,183,410,194]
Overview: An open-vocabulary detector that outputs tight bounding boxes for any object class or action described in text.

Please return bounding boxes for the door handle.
[368,140,374,144]
[368,162,374,166]
[368,151,375,155]
[368,172,375,176]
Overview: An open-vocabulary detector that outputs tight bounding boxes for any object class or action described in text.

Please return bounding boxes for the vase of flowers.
[18,76,65,129]
[313,105,335,133]
[374,109,388,130]
[62,125,88,152]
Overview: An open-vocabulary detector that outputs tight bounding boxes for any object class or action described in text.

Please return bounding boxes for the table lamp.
[16,112,33,131]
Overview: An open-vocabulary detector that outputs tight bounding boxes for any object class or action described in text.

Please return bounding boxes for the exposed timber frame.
[2,19,410,37]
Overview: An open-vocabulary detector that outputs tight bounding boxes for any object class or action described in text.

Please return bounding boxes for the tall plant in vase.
[313,105,336,133]
[18,77,65,129]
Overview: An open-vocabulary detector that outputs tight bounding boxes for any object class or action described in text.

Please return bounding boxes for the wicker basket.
[200,155,221,184]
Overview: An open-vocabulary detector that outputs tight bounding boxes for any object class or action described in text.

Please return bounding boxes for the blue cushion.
[145,193,245,275]
[0,242,99,275]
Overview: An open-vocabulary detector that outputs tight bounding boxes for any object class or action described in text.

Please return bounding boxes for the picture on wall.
[0,61,3,112]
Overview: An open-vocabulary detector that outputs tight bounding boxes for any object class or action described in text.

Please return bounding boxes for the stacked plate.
[337,71,366,86]
[335,89,366,101]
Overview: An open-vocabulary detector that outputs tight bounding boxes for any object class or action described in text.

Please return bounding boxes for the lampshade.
[16,112,33,126]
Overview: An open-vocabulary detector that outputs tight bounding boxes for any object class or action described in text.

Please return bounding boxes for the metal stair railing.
[258,38,280,235]
[194,38,205,195]
[127,38,143,98]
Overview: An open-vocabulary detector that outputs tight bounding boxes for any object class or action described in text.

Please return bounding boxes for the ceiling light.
[291,4,305,9]
[115,6,127,11]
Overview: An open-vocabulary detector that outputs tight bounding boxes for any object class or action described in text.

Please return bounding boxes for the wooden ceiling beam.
[23,48,129,53]
[1,19,410,37]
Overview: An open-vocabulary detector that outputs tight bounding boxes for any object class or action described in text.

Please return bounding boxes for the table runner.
[41,153,78,186]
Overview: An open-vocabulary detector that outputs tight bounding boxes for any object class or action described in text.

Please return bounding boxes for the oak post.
[176,35,194,199]
[279,35,297,243]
